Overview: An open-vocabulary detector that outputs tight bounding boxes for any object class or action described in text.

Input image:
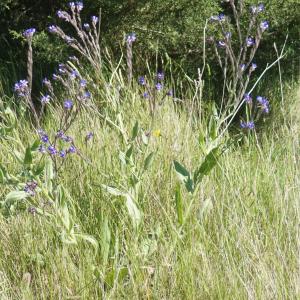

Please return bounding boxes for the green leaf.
[125,194,141,228]
[175,184,183,226]
[143,152,154,171]
[174,160,190,178]
[33,162,45,176]
[24,147,32,165]
[102,185,125,196]
[31,139,41,151]
[5,191,28,203]
[173,160,194,193]
[131,121,139,140]
[193,147,219,185]
[125,144,134,164]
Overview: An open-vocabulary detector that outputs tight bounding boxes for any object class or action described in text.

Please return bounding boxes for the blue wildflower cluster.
[14,80,29,97]
[126,32,137,44]
[24,180,38,196]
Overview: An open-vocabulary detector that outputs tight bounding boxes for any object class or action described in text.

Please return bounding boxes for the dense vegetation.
[0,1,299,299]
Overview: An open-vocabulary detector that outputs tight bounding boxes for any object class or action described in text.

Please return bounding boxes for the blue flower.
[155,83,163,91]
[225,32,231,40]
[240,64,246,72]
[80,79,87,87]
[260,21,269,32]
[243,93,252,103]
[53,74,59,80]
[83,23,90,30]
[83,91,91,100]
[56,130,65,139]
[250,63,257,71]
[167,89,173,96]
[126,32,136,44]
[70,70,79,80]
[246,37,255,47]
[257,96,270,113]
[240,121,255,130]
[24,181,38,196]
[217,41,226,48]
[43,78,51,86]
[218,13,226,22]
[48,25,58,33]
[91,16,99,24]
[85,132,94,141]
[41,134,49,143]
[67,145,76,153]
[68,2,76,9]
[76,2,83,12]
[64,99,73,110]
[63,136,73,143]
[14,80,29,97]
[59,150,67,158]
[23,28,36,39]
[157,72,164,80]
[48,145,57,155]
[138,76,146,85]
[143,92,149,98]
[38,144,47,154]
[258,4,265,13]
[57,10,70,21]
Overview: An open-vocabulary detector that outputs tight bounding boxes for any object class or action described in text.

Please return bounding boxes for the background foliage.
[0,0,299,89]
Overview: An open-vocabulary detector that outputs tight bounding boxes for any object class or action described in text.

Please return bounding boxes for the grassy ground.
[0,79,299,299]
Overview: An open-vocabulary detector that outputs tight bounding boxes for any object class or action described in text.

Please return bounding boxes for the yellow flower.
[152,129,161,137]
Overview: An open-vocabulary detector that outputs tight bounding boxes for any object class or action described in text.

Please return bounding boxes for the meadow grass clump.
[0,1,299,299]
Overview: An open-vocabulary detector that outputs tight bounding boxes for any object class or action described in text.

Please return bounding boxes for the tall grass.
[0,73,299,299]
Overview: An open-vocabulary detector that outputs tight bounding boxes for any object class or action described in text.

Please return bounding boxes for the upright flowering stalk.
[48,4,102,74]
[14,28,40,126]
[126,32,136,84]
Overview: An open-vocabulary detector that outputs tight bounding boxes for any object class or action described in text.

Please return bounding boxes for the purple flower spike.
[67,145,76,154]
[59,150,66,158]
[167,89,173,96]
[24,181,38,196]
[14,79,29,97]
[260,21,269,32]
[143,92,149,98]
[218,13,225,22]
[76,2,83,12]
[48,145,57,155]
[83,23,90,30]
[250,63,257,71]
[258,3,265,13]
[91,16,99,24]
[41,95,50,104]
[155,83,163,91]
[23,28,36,39]
[240,121,255,130]
[217,41,226,48]
[69,2,76,9]
[48,25,58,33]
[138,76,146,85]
[157,72,164,80]
[79,79,86,87]
[246,37,255,47]
[57,10,70,21]
[83,91,91,100]
[257,96,270,113]
[240,64,246,72]
[38,144,47,154]
[126,32,136,44]
[243,93,252,103]
[43,78,51,86]
[85,132,94,141]
[64,99,73,110]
